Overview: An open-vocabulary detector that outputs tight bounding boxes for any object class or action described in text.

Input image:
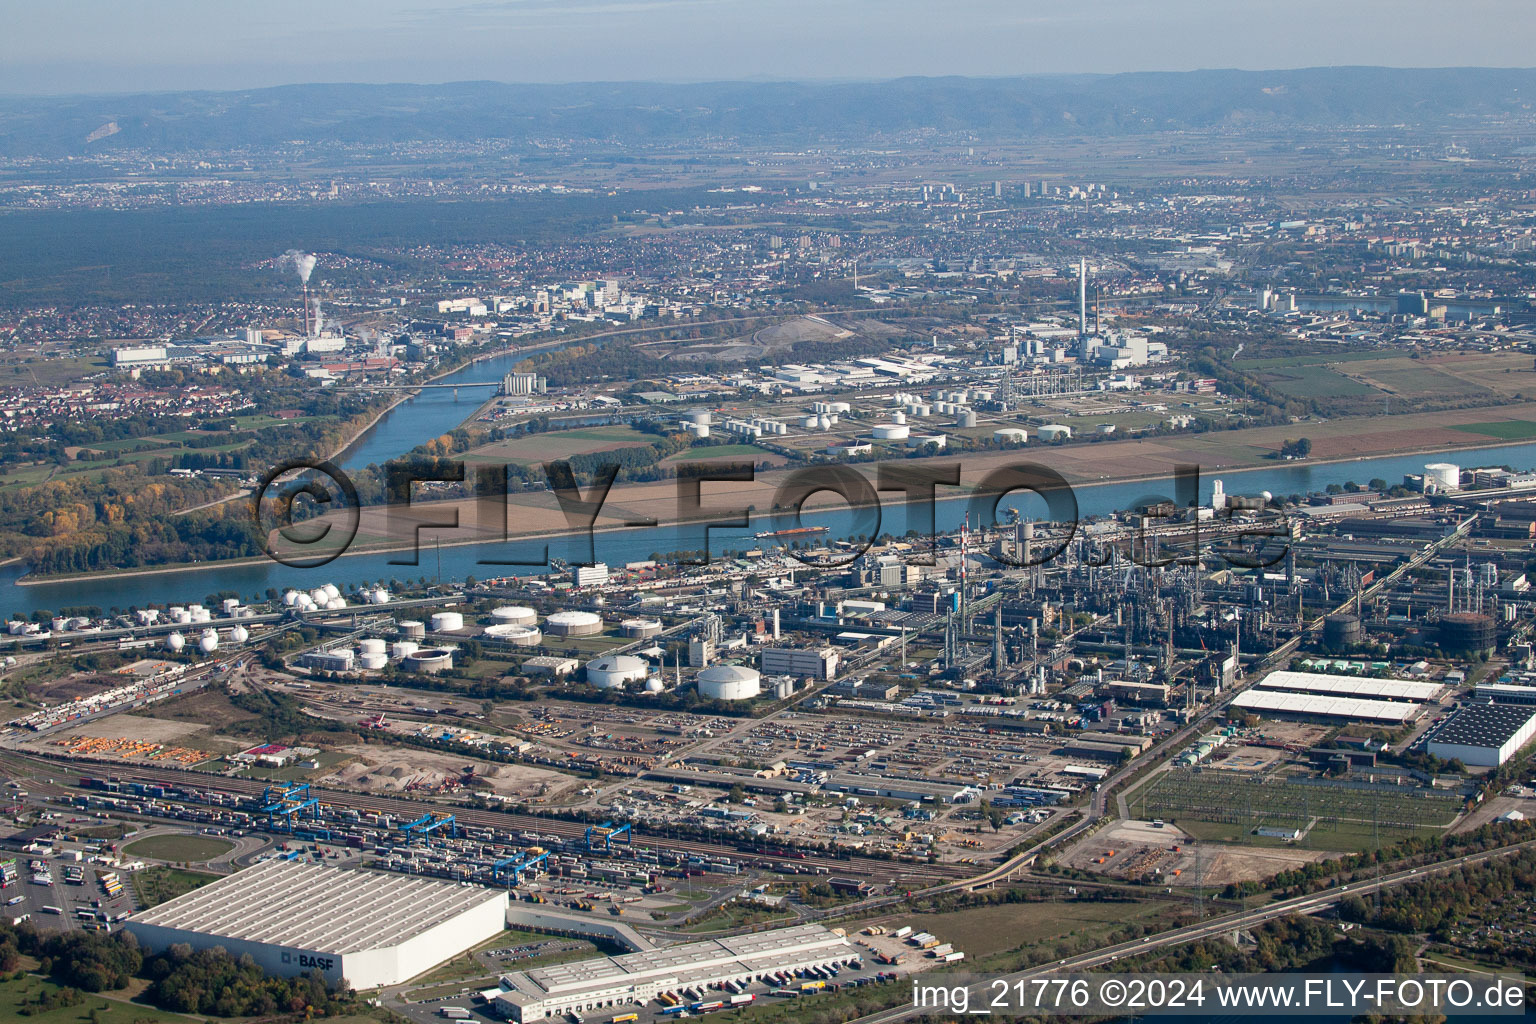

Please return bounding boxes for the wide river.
[7,351,1536,617]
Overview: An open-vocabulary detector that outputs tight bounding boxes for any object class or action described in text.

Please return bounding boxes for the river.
[8,433,1536,618]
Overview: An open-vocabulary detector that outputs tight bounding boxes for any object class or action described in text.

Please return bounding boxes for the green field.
[663,443,765,462]
[1235,351,1398,370]
[1128,771,1460,850]
[1450,420,1536,440]
[131,867,220,908]
[1255,364,1379,399]
[0,975,194,1024]
[123,834,236,862]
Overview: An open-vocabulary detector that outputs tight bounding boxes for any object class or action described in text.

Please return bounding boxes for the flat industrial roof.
[1426,703,1536,749]
[1258,670,1441,702]
[498,924,853,1007]
[1230,689,1423,724]
[129,858,504,954]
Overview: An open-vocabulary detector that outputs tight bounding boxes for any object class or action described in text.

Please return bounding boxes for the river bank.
[19,429,1535,589]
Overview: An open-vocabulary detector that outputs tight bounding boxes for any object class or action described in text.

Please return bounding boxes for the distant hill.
[1,67,1534,158]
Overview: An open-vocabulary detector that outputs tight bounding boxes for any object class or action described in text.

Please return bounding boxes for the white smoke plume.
[284,249,317,284]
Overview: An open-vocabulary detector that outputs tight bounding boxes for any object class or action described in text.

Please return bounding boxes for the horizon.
[5,63,1536,102]
[7,0,1536,95]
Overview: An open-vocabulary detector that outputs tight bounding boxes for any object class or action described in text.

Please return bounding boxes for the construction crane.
[584,821,632,852]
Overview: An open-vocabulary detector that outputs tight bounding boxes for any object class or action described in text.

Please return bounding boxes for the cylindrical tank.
[360,638,388,657]
[1437,612,1495,654]
[358,652,388,671]
[872,423,910,440]
[165,631,185,652]
[430,611,464,632]
[586,654,649,689]
[892,411,907,425]
[491,606,537,626]
[390,641,420,660]
[403,648,455,674]
[482,623,542,646]
[399,620,427,640]
[696,664,762,700]
[1323,614,1361,649]
[958,411,977,428]
[545,610,603,636]
[621,618,664,639]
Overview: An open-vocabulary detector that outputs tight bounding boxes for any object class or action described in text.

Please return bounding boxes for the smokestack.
[1079,258,1088,338]
[772,608,780,639]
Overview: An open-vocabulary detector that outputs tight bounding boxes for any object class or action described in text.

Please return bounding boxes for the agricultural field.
[1251,363,1380,400]
[0,975,195,1024]
[460,425,656,467]
[1127,770,1462,850]
[1449,419,1536,440]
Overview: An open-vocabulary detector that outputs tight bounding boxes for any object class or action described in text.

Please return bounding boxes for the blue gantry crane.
[584,821,632,852]
[260,783,323,835]
[398,812,457,844]
[491,850,550,883]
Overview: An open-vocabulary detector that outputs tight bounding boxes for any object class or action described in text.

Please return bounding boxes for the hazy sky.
[4,0,1534,95]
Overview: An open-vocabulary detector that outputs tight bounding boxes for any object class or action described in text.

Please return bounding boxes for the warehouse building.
[125,859,508,990]
[1424,703,1536,767]
[492,924,856,1022]
[1256,670,1441,702]
[1228,689,1424,725]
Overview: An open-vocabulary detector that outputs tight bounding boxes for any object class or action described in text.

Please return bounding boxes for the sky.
[3,0,1534,95]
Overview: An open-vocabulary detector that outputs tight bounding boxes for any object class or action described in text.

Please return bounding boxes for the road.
[848,837,1536,1024]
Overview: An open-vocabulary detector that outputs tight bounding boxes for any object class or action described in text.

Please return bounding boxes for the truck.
[799,981,825,992]
[942,951,966,963]
[893,925,913,939]
[439,1008,471,1020]
[928,944,953,958]
[728,995,754,1007]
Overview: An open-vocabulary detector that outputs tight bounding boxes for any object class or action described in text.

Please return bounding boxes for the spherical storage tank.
[644,675,666,693]
[198,629,219,654]
[621,618,663,639]
[165,631,185,653]
[490,605,538,626]
[586,654,649,689]
[872,423,910,441]
[482,623,542,646]
[696,664,762,701]
[430,611,464,633]
[230,625,250,644]
[546,610,603,636]
[403,648,455,674]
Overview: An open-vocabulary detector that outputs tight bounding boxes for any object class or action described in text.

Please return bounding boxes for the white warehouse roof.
[128,857,504,956]
[1230,689,1423,724]
[1257,670,1441,702]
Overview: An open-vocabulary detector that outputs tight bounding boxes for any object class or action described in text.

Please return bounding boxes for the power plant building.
[124,859,508,991]
[760,646,840,681]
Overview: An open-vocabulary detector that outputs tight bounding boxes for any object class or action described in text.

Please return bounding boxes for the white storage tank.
[644,675,666,693]
[1424,462,1461,491]
[621,618,664,638]
[282,590,300,607]
[326,597,347,611]
[430,611,465,633]
[490,605,538,626]
[586,654,650,689]
[482,623,542,646]
[872,423,910,440]
[360,638,388,657]
[322,583,341,601]
[358,652,389,671]
[994,427,1029,443]
[545,610,603,636]
[696,664,762,701]
[892,411,907,424]
[1038,424,1072,441]
[370,588,391,605]
[221,598,241,615]
[165,631,185,652]
[399,620,427,640]
[958,410,977,428]
[802,415,820,428]
[198,629,219,654]
[231,625,250,644]
[390,640,420,660]
[403,648,455,674]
